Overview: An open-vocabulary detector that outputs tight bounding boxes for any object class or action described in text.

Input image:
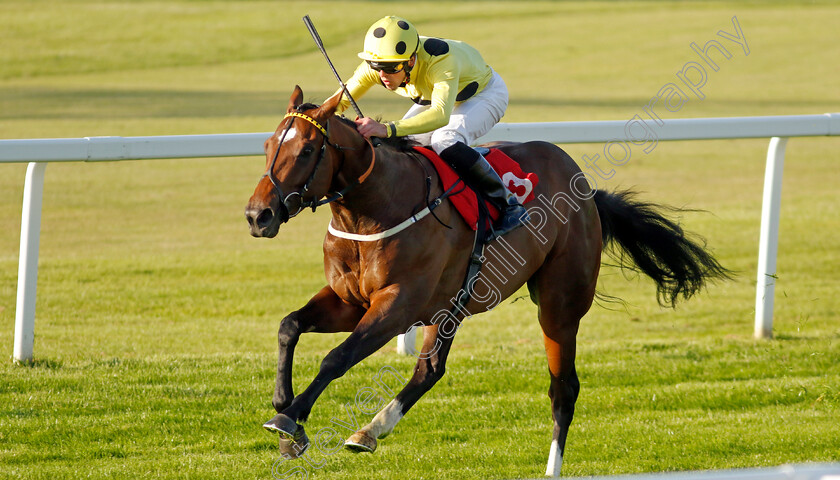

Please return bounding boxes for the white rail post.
[396,329,418,355]
[14,162,47,363]
[754,137,788,339]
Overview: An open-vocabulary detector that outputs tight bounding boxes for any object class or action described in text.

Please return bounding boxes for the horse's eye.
[300,145,315,157]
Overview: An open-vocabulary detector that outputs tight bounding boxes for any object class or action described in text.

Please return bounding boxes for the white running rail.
[2,113,838,362]
[530,463,840,480]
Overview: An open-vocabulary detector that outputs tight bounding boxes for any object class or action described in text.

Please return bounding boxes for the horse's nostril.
[256,208,274,228]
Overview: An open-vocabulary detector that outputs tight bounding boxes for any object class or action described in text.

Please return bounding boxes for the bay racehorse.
[245,86,729,476]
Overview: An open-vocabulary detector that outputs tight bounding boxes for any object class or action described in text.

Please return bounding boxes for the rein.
[265,108,455,242]
[262,110,376,222]
[275,107,488,329]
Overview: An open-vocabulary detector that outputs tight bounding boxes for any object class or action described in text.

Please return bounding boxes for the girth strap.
[447,205,489,321]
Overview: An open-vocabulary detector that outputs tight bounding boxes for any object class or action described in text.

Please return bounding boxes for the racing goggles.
[366,61,407,74]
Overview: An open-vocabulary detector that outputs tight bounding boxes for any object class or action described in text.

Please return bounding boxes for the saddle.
[412,146,539,231]
[412,145,540,325]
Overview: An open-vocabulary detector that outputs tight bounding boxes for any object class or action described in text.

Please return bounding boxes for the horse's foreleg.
[346,323,454,453]
[272,314,302,414]
[271,286,364,412]
[273,288,410,435]
[264,285,365,455]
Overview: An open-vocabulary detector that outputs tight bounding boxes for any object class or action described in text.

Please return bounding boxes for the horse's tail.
[593,189,731,307]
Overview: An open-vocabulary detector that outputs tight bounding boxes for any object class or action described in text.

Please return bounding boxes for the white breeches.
[403,69,509,154]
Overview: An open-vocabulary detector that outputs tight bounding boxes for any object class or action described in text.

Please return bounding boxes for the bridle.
[262,108,376,223]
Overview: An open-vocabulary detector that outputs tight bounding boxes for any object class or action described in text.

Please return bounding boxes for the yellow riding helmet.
[357,16,419,62]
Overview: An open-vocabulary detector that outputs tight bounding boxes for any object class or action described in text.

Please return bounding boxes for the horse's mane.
[298,102,320,111]
[333,115,419,152]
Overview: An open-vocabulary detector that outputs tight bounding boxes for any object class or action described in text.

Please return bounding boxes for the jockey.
[335,15,529,238]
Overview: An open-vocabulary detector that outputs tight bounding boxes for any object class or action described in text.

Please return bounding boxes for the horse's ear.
[316,89,344,118]
[287,85,304,113]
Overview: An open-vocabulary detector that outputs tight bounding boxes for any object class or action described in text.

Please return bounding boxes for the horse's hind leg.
[540,318,580,477]
[529,258,597,477]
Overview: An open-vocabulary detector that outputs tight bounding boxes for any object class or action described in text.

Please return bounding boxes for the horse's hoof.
[263,413,299,439]
[344,430,377,453]
[278,427,310,459]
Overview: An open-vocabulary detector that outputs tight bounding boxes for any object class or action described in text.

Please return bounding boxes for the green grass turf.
[1,1,839,479]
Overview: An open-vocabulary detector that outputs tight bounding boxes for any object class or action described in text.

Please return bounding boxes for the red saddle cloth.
[413,146,539,231]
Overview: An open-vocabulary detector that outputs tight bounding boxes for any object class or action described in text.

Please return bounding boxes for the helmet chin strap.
[402,53,417,85]
[405,53,417,73]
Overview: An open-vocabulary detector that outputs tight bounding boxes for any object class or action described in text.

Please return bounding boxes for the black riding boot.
[439,142,530,238]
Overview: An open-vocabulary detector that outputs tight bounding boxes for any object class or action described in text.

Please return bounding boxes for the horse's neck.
[330,147,427,234]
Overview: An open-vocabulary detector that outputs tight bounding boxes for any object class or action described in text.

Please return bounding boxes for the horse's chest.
[325,251,379,308]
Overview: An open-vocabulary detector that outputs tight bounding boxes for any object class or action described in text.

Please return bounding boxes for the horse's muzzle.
[245,202,289,238]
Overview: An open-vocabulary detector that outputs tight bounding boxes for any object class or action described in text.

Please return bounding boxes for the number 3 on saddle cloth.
[413,146,539,231]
